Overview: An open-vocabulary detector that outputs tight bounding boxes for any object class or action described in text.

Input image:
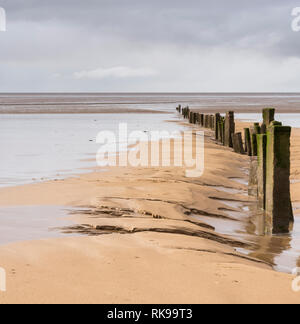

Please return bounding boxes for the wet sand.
[0,119,300,303]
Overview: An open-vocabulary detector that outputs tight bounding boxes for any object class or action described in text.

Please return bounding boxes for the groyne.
[176,106,294,234]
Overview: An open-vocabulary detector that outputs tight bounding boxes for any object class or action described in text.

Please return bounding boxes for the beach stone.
[265,125,294,233]
[257,134,267,209]
[225,111,235,147]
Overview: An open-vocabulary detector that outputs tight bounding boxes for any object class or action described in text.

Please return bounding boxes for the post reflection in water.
[238,203,298,273]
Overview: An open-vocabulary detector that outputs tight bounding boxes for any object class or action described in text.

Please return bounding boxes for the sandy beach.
[0,117,299,304]
[3,0,300,307]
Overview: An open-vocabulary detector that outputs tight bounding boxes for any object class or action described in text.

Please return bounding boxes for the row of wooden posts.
[176,105,294,234]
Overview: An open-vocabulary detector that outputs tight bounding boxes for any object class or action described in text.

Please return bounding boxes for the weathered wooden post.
[221,118,225,145]
[190,112,194,124]
[233,133,245,154]
[244,128,252,156]
[193,111,196,124]
[200,114,204,127]
[257,134,267,209]
[248,157,258,196]
[194,112,198,124]
[189,111,192,123]
[186,107,190,119]
[250,123,261,156]
[263,108,275,127]
[265,122,294,233]
[210,115,214,130]
[215,113,221,140]
[248,122,261,196]
[219,120,224,143]
[217,120,222,143]
[204,115,208,128]
[184,107,190,119]
[225,111,235,147]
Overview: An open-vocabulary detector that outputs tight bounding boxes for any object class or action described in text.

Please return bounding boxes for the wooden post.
[233,133,245,154]
[225,111,235,147]
[244,128,252,156]
[215,113,221,140]
[265,124,294,233]
[257,134,267,209]
[250,123,261,156]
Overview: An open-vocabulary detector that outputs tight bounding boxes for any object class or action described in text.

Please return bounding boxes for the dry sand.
[0,121,299,304]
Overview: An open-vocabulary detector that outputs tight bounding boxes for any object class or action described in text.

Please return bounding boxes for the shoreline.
[2,109,300,115]
[0,109,170,114]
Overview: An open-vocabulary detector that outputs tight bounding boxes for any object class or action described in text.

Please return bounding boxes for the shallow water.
[194,177,300,274]
[0,206,78,245]
[236,113,300,128]
[0,113,186,188]
[2,93,300,114]
[1,94,300,273]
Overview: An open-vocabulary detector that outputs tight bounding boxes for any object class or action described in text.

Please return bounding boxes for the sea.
[1,92,300,187]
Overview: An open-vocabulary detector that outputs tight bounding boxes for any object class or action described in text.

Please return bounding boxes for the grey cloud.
[1,0,298,50]
[1,0,300,91]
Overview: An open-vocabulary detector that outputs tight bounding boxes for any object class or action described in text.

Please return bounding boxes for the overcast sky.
[1,0,300,92]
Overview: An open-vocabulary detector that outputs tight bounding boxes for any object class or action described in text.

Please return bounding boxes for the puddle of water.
[293,202,300,212]
[193,198,300,274]
[229,177,248,186]
[291,179,300,184]
[214,186,247,195]
[0,206,79,245]
[220,200,245,210]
